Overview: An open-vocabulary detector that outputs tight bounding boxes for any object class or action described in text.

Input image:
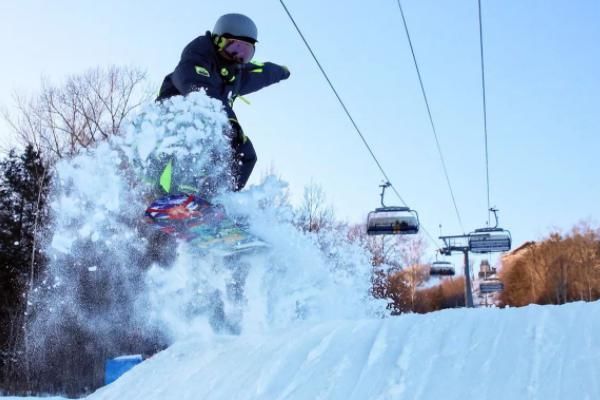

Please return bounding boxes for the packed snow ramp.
[88,301,600,400]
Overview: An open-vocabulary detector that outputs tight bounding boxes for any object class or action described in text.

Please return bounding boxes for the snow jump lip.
[86,300,600,400]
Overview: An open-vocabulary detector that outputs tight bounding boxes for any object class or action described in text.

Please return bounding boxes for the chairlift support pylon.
[366,182,420,236]
[469,208,512,253]
[438,234,474,307]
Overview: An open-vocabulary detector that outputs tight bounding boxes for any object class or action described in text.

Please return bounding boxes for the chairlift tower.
[440,209,512,308]
[439,234,474,308]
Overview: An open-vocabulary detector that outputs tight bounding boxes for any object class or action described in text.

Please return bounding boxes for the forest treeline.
[370,224,600,315]
[1,67,599,396]
[499,226,600,306]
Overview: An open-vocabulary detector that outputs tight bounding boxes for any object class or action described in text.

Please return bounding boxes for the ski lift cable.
[386,184,439,245]
[395,0,465,234]
[478,0,492,225]
[277,0,407,204]
[375,182,440,245]
[278,0,442,248]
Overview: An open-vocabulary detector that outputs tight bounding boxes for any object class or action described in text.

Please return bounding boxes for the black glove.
[281,65,291,80]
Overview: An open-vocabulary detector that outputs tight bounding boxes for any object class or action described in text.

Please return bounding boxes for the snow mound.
[88,301,600,400]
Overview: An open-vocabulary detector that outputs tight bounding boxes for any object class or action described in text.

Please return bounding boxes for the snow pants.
[229,121,257,191]
[232,136,257,191]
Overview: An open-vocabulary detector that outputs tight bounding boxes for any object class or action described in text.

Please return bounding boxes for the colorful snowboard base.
[145,193,268,256]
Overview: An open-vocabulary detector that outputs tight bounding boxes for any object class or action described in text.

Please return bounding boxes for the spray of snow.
[30,92,384,355]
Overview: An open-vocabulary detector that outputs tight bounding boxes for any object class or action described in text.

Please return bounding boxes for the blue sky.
[0,0,598,263]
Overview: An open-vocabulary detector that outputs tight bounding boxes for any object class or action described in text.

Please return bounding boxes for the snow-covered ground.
[88,301,600,400]
[7,301,600,400]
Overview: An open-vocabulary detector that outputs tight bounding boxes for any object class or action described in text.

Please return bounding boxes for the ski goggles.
[222,38,255,64]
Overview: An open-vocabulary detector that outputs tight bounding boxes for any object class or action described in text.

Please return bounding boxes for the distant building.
[476,259,502,307]
[500,241,536,266]
[478,259,497,279]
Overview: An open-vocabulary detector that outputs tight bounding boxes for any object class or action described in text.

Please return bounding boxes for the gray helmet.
[213,13,258,42]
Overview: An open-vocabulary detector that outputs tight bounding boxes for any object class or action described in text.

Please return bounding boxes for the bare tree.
[295,180,334,233]
[2,66,151,160]
[347,224,430,313]
[386,264,430,314]
[399,235,428,310]
[348,225,427,269]
[500,222,600,307]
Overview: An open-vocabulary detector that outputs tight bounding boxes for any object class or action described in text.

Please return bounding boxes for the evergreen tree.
[0,145,51,391]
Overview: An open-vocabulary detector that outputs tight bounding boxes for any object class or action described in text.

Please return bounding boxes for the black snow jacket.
[157,31,289,119]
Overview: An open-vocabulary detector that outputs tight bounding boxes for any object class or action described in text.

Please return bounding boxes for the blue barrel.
[104,354,143,385]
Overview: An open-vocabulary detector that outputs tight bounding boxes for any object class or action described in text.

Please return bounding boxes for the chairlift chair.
[469,229,512,253]
[367,206,420,235]
[479,279,504,294]
[366,183,420,236]
[468,208,512,253]
[430,260,455,277]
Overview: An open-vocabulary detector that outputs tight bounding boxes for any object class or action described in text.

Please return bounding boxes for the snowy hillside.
[84,300,600,400]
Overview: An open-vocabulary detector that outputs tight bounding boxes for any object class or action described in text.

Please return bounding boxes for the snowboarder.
[156,13,290,192]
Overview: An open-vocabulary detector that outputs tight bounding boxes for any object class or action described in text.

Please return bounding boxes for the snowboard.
[144,193,268,256]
